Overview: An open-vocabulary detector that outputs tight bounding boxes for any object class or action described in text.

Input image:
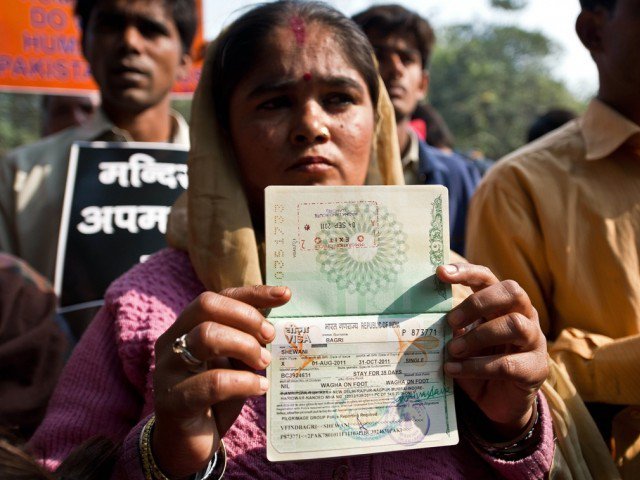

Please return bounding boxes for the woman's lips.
[287,156,334,173]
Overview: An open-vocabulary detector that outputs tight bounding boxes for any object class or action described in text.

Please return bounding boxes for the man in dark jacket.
[353,5,480,254]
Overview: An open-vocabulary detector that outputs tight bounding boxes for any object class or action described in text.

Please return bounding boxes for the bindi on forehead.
[289,16,306,46]
[303,72,312,82]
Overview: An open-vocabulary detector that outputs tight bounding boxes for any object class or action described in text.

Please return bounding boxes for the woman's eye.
[324,93,355,107]
[257,96,291,110]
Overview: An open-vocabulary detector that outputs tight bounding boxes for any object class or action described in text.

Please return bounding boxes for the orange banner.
[0,0,203,96]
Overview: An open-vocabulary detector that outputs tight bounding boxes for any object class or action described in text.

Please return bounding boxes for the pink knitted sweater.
[29,249,554,479]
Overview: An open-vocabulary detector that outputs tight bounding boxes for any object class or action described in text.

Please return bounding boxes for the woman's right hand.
[152,285,291,478]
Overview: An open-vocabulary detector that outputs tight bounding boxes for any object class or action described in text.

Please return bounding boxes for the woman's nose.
[290,103,331,146]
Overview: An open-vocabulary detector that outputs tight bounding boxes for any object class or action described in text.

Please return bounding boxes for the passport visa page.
[265,186,458,461]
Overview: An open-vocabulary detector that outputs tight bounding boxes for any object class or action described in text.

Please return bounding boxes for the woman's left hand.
[436,263,548,439]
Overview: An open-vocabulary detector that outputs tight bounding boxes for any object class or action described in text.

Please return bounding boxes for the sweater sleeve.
[28,306,145,474]
[113,416,149,480]
[476,392,555,480]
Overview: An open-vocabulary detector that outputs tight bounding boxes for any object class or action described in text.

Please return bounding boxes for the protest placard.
[55,141,188,313]
[0,0,203,95]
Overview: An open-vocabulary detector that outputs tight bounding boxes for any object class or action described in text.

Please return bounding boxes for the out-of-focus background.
[0,0,593,160]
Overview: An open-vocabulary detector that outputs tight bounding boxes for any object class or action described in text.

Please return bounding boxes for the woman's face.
[228,21,375,209]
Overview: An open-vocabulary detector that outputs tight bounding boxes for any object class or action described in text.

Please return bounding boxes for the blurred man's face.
[82,0,190,114]
[367,31,428,123]
[41,95,99,136]
[595,0,640,99]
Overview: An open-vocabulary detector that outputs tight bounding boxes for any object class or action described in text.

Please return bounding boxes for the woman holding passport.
[28,2,553,479]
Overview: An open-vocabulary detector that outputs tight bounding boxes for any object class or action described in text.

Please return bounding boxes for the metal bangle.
[139,415,226,480]
[466,397,541,460]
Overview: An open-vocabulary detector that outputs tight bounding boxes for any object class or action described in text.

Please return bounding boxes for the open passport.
[265,186,459,461]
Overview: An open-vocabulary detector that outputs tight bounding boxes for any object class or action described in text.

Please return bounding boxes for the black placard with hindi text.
[55,141,188,313]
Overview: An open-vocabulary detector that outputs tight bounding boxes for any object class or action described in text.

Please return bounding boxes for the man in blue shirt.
[353,5,480,254]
